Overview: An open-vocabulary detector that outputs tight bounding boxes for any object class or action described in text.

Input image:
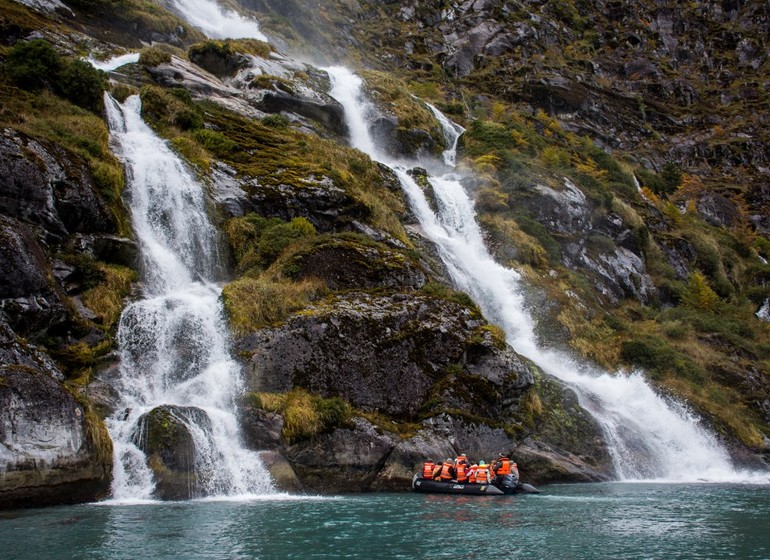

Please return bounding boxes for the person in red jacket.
[466,463,478,483]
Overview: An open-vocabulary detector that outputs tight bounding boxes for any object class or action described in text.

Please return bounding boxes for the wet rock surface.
[0,365,112,509]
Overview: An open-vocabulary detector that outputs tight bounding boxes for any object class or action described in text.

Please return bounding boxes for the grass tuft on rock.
[222,276,327,333]
[249,389,352,443]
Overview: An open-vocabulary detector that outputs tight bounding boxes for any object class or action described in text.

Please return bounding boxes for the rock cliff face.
[0,123,124,508]
[0,319,112,508]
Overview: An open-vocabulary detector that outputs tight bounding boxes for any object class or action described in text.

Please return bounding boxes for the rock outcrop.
[0,318,112,509]
[236,290,614,490]
[0,124,123,508]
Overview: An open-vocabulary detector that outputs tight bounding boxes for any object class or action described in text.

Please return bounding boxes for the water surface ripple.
[2,484,768,559]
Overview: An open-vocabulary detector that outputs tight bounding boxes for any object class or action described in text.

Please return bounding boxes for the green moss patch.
[247,388,352,443]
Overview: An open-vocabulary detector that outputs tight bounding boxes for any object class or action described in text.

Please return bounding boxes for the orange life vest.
[455,456,469,480]
[455,462,468,483]
[495,457,512,475]
[473,465,490,484]
[422,461,435,479]
[438,462,455,481]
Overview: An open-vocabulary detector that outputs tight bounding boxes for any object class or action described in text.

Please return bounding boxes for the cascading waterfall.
[326,66,766,483]
[104,94,273,500]
[168,0,267,41]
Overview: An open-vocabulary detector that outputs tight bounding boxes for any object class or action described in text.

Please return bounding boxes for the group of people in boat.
[421,452,519,486]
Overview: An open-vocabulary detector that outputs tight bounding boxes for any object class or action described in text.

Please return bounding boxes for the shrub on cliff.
[4,39,62,90]
[4,39,107,113]
[57,59,108,113]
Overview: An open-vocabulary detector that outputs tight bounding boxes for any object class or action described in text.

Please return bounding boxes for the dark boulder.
[238,292,493,418]
[244,176,368,233]
[132,405,210,500]
[370,116,441,160]
[257,91,348,138]
[0,216,67,338]
[284,417,399,493]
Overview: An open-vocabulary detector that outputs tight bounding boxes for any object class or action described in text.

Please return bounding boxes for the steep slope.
[249,0,770,460]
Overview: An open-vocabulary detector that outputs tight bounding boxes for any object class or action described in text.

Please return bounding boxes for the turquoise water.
[2,483,769,559]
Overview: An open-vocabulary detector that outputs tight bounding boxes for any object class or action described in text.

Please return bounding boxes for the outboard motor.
[493,473,519,493]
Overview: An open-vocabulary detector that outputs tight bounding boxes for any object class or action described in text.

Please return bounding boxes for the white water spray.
[326,66,767,483]
[85,53,140,72]
[104,94,273,500]
[169,0,267,40]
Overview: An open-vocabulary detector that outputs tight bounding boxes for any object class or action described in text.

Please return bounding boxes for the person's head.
[479,461,486,466]
[447,458,454,464]
[499,452,506,458]
[460,453,467,458]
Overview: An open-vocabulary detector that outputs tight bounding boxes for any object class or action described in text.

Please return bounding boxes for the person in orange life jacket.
[434,458,456,481]
[472,461,491,484]
[466,463,479,483]
[491,453,519,478]
[491,452,519,490]
[421,459,436,479]
[455,453,470,483]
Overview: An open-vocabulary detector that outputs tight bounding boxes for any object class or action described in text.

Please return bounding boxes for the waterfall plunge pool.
[2,483,769,559]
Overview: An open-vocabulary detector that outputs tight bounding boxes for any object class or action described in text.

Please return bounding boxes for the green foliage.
[540,145,570,168]
[248,389,351,443]
[57,59,107,113]
[638,163,682,195]
[193,128,237,152]
[257,217,317,266]
[140,85,204,132]
[60,253,106,291]
[680,271,720,312]
[4,39,107,112]
[464,119,525,158]
[512,212,561,261]
[224,214,316,272]
[188,38,271,61]
[261,114,291,128]
[419,282,479,313]
[138,46,171,67]
[620,336,706,382]
[80,263,136,329]
[475,188,509,213]
[4,39,62,90]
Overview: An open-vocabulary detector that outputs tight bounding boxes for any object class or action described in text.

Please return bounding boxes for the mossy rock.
[237,291,518,419]
[280,233,426,291]
[132,405,210,500]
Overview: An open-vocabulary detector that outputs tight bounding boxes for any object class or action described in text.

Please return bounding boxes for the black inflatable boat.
[411,474,540,495]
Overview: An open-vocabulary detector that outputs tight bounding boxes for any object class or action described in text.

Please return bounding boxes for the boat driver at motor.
[491,452,520,489]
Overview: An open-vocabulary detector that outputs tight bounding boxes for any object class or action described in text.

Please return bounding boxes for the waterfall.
[326,66,765,483]
[169,0,267,41]
[104,94,273,500]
